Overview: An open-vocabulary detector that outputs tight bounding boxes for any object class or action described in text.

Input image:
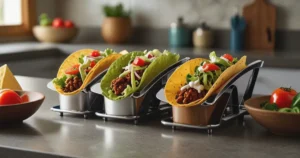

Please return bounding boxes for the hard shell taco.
[101,49,180,100]
[165,51,247,107]
[53,48,122,95]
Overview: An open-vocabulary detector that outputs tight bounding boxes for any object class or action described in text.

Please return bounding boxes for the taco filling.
[53,49,115,93]
[111,50,162,96]
[176,52,239,104]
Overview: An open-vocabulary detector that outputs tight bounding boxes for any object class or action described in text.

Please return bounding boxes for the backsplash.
[36,0,300,30]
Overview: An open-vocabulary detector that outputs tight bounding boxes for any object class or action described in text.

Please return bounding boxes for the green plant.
[39,13,52,26]
[103,3,130,18]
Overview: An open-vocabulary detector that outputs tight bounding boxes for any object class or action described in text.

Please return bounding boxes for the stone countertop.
[0,76,297,158]
[0,42,300,69]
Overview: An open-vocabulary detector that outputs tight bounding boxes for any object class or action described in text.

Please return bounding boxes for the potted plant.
[101,3,131,44]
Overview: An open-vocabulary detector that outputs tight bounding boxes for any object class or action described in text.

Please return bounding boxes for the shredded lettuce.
[103,48,114,57]
[53,75,67,88]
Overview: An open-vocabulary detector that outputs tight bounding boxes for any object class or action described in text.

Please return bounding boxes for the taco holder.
[160,60,264,134]
[92,58,190,124]
[47,68,109,118]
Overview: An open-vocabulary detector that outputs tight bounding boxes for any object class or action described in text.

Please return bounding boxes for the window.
[0,0,35,36]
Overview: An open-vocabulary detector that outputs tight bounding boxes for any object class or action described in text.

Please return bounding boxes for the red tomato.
[21,94,29,103]
[52,18,64,28]
[203,63,220,72]
[90,61,96,68]
[0,89,22,105]
[91,50,100,57]
[64,20,74,28]
[270,87,297,108]
[147,54,154,58]
[65,64,80,75]
[222,54,233,62]
[132,57,147,67]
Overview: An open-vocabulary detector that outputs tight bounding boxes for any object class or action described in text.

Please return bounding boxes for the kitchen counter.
[1,42,300,69]
[0,76,297,158]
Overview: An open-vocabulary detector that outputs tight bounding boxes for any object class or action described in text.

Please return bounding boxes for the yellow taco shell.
[165,56,247,107]
[54,49,121,95]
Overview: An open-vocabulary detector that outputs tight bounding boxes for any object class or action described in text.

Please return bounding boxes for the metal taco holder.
[93,57,190,124]
[48,69,109,119]
[161,60,264,134]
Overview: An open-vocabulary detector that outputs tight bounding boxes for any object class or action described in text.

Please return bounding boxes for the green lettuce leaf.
[101,51,180,100]
[53,75,67,88]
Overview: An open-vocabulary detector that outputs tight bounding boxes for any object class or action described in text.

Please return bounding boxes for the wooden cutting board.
[243,0,276,51]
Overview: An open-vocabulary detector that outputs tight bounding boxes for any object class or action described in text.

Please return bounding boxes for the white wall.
[35,0,300,30]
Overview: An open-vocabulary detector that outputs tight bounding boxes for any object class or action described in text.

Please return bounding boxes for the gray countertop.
[0,76,297,158]
[1,42,300,69]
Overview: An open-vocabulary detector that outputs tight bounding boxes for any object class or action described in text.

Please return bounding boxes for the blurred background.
[0,0,299,95]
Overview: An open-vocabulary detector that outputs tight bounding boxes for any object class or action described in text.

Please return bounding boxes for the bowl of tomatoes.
[0,89,45,123]
[245,87,300,135]
[33,13,78,43]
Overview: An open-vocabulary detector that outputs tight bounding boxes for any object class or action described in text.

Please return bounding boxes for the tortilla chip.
[165,56,247,107]
[54,49,121,95]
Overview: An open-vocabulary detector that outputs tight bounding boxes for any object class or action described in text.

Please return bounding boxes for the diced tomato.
[65,64,80,75]
[203,63,220,72]
[90,61,96,68]
[91,50,100,57]
[0,89,22,106]
[222,54,233,62]
[132,57,147,67]
[147,54,154,59]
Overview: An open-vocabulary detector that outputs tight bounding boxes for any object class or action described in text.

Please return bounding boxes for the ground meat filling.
[63,76,83,92]
[111,70,145,95]
[176,88,206,104]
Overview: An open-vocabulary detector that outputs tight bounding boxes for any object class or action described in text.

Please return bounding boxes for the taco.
[165,51,247,107]
[53,48,122,95]
[101,49,180,100]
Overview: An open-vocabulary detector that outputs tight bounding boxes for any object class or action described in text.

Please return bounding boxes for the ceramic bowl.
[245,96,300,136]
[33,26,78,43]
[0,91,45,123]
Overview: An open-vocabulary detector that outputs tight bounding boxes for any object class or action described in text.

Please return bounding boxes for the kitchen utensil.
[0,91,44,123]
[169,17,190,47]
[33,26,78,43]
[47,69,108,117]
[245,96,300,136]
[230,15,246,52]
[91,58,190,124]
[243,0,276,50]
[160,60,264,134]
[193,22,213,48]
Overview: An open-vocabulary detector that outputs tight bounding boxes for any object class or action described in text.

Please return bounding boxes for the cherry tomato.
[91,50,100,57]
[132,57,147,67]
[203,63,220,72]
[52,18,64,28]
[0,89,22,106]
[147,54,154,59]
[65,64,80,75]
[64,20,74,28]
[270,87,297,108]
[90,61,96,68]
[20,94,29,103]
[222,54,233,62]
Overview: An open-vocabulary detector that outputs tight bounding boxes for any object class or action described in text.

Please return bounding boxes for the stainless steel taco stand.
[47,69,108,119]
[91,58,190,124]
[159,60,264,134]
